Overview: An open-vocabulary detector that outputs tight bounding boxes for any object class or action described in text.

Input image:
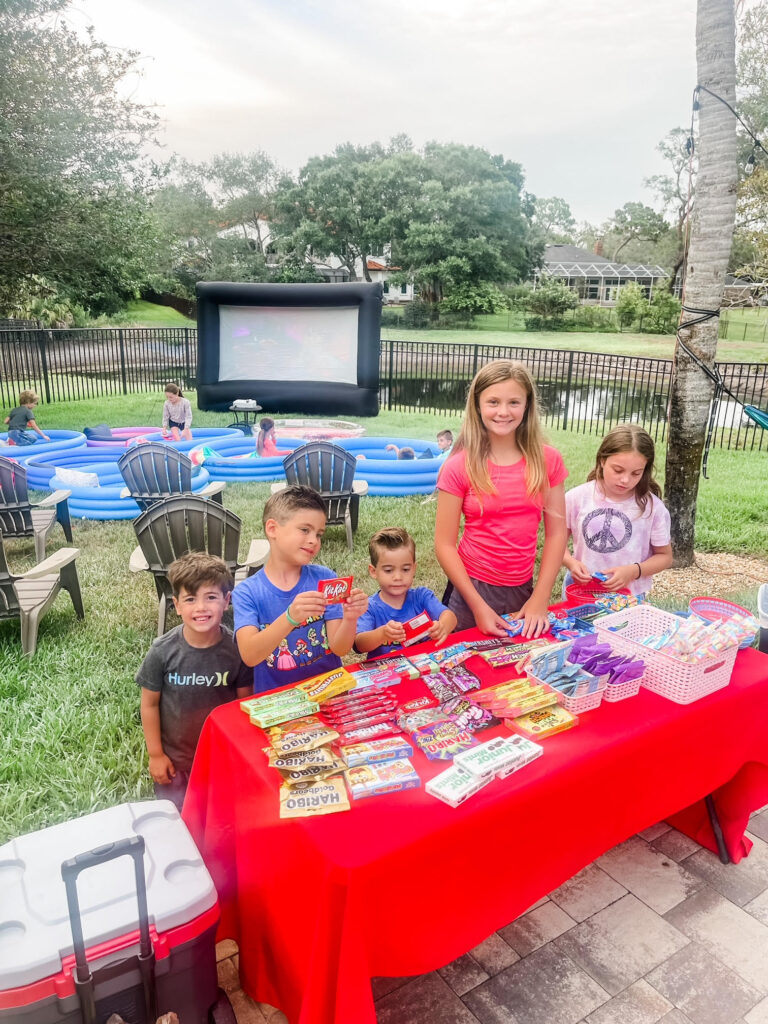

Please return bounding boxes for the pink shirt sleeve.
[436,451,468,497]
[544,446,568,489]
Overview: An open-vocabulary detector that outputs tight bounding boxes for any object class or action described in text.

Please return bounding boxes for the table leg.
[350,493,360,533]
[705,793,731,865]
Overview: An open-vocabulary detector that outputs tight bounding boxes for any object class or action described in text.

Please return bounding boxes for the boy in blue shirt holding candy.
[232,485,368,693]
[355,527,456,659]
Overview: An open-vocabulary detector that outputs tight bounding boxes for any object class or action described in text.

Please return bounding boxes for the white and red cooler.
[0,802,221,1024]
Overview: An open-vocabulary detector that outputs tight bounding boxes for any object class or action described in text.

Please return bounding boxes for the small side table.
[228,399,262,435]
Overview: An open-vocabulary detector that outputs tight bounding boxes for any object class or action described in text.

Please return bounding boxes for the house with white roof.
[540,244,670,306]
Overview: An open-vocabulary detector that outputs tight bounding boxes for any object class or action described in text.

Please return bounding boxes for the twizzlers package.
[317,576,353,603]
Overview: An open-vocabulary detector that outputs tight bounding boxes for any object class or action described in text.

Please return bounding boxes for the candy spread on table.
[238,597,754,818]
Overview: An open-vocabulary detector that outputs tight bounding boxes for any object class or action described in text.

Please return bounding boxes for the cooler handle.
[61,836,156,1024]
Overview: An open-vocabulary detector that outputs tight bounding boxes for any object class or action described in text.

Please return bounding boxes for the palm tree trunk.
[664,0,738,566]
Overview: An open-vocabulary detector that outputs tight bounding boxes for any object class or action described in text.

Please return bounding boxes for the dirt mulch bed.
[653,551,768,603]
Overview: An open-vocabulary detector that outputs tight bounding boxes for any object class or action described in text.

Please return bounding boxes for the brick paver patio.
[216,806,768,1024]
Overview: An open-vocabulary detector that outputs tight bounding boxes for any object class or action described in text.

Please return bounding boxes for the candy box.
[298,667,357,703]
[347,664,402,690]
[428,643,472,672]
[317,576,353,603]
[344,758,421,800]
[426,763,491,807]
[467,637,520,652]
[453,736,526,780]
[410,721,478,760]
[240,689,308,714]
[495,735,544,778]
[279,778,350,818]
[402,612,433,646]
[249,701,320,728]
[507,704,578,739]
[340,736,414,767]
[361,655,421,680]
[478,639,550,668]
[407,652,440,675]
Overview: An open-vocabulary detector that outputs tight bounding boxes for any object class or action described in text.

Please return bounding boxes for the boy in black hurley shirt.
[136,553,252,810]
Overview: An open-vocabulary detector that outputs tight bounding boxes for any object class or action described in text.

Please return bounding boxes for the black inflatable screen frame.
[196,281,381,416]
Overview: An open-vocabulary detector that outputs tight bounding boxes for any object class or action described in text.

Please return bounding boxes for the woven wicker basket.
[594,605,737,704]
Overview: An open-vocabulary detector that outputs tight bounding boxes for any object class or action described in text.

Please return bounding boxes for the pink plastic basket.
[602,676,643,702]
[688,597,756,650]
[594,605,737,704]
[528,671,607,714]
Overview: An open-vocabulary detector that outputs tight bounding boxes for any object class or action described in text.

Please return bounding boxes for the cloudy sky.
[72,0,704,224]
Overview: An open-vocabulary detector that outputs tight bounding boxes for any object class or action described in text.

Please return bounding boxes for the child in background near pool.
[2,390,50,445]
[256,417,289,457]
[355,526,457,659]
[161,383,193,441]
[435,359,568,638]
[135,553,252,811]
[436,429,453,455]
[563,424,673,597]
[387,429,453,460]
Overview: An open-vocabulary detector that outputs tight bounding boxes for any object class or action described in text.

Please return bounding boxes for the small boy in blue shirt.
[232,485,368,693]
[355,527,457,659]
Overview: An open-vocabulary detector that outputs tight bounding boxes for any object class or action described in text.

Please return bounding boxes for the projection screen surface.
[196,281,381,416]
[218,305,359,384]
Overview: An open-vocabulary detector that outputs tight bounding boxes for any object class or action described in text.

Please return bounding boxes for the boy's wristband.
[285,608,301,628]
[635,562,642,579]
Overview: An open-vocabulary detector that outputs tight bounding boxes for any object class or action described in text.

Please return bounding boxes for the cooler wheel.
[209,988,237,1024]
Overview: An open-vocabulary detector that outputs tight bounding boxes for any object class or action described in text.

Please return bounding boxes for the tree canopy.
[0,0,160,314]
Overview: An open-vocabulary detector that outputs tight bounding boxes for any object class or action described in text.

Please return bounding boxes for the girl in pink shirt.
[564,425,673,597]
[435,360,568,639]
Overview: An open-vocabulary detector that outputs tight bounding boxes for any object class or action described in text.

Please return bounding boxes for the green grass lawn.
[121,299,195,327]
[381,326,768,363]
[105,301,767,360]
[2,395,766,844]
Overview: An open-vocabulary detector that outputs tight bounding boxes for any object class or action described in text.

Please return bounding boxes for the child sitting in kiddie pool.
[3,390,50,445]
[135,552,252,810]
[563,424,673,598]
[355,526,457,659]
[256,417,290,458]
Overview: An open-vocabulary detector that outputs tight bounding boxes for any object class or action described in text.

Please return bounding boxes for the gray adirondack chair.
[128,494,269,636]
[0,530,84,655]
[117,443,226,513]
[271,442,368,550]
[0,455,72,562]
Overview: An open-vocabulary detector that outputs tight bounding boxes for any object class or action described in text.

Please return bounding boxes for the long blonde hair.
[452,359,548,498]
[588,424,662,513]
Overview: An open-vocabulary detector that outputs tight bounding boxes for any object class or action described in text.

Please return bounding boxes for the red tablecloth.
[183,632,768,1024]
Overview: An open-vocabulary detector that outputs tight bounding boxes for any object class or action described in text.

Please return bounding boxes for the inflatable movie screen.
[196,282,381,417]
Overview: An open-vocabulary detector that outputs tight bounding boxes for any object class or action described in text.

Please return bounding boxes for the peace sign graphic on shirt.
[582,507,632,554]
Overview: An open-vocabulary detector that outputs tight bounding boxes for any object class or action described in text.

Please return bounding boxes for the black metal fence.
[1,328,766,451]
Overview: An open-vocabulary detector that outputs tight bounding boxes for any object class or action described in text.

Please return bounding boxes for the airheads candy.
[317,576,353,603]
